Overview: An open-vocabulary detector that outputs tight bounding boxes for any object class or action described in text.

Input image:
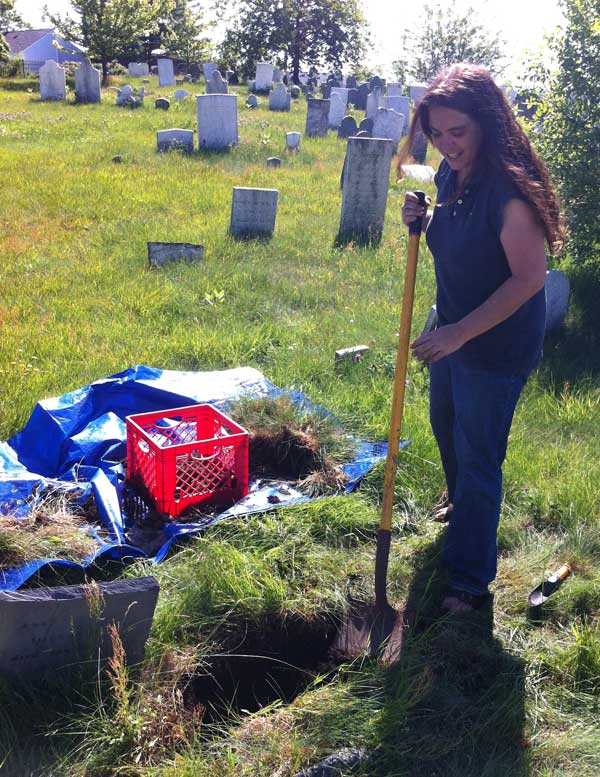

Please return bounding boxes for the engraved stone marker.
[305,98,330,137]
[230,187,279,238]
[338,115,358,139]
[157,58,175,87]
[409,84,427,103]
[400,164,435,182]
[387,83,403,96]
[156,128,194,153]
[39,60,66,101]
[285,131,301,151]
[269,83,290,111]
[0,577,159,677]
[366,88,384,119]
[290,84,301,99]
[267,156,282,167]
[337,137,394,246]
[148,242,204,266]
[273,67,282,82]
[354,83,369,110]
[358,117,374,135]
[246,94,258,108]
[128,62,149,77]
[203,62,218,82]
[255,62,274,93]
[206,70,228,94]
[346,75,358,89]
[328,92,346,129]
[155,97,170,110]
[372,107,405,153]
[74,58,101,104]
[196,94,238,150]
[173,89,190,100]
[386,95,410,136]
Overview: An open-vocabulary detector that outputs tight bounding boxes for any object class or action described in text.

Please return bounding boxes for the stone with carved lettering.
[155,97,170,110]
[305,99,330,137]
[338,115,358,139]
[74,58,101,104]
[157,58,175,87]
[197,94,238,150]
[254,62,274,93]
[39,60,66,101]
[206,70,228,94]
[372,107,405,153]
[269,83,290,111]
[173,89,190,100]
[157,128,194,153]
[285,131,301,151]
[230,187,279,238]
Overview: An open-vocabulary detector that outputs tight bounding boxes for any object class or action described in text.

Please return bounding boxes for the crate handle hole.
[138,439,150,453]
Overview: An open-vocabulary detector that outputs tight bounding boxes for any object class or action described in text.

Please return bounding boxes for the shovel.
[528,563,572,607]
[333,191,427,664]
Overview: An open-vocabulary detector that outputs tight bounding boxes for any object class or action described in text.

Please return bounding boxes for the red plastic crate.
[126,404,249,517]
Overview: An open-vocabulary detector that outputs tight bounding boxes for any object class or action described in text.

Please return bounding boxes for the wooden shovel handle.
[380,191,426,532]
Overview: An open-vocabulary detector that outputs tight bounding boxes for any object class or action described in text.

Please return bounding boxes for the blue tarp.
[0,366,394,591]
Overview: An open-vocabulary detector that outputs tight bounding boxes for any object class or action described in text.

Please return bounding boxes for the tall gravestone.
[330,87,349,105]
[206,70,228,94]
[387,83,403,96]
[203,62,218,82]
[273,67,282,82]
[39,60,66,101]
[255,63,274,93]
[408,84,427,103]
[386,95,410,136]
[197,94,238,150]
[269,83,290,111]
[366,89,384,120]
[305,98,330,137]
[337,137,394,246]
[74,59,101,104]
[328,92,346,129]
[372,107,405,153]
[355,83,369,111]
[230,187,279,238]
[346,75,358,89]
[157,58,175,87]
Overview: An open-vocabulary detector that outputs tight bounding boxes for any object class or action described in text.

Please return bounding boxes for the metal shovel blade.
[332,602,407,665]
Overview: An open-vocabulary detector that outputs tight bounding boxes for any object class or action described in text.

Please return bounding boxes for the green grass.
[1,75,599,776]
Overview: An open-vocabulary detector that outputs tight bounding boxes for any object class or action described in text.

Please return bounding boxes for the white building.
[5,28,86,74]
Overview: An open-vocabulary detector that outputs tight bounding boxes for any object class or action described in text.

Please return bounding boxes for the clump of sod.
[0,495,100,567]
[230,395,357,496]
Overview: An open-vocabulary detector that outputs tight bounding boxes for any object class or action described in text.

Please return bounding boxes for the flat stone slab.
[401,164,435,182]
[0,577,159,677]
[335,345,370,363]
[157,128,194,153]
[148,242,204,267]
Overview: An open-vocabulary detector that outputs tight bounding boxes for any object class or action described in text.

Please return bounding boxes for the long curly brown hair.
[396,64,564,253]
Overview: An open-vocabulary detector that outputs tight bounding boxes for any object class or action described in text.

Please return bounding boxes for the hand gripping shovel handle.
[375,191,427,609]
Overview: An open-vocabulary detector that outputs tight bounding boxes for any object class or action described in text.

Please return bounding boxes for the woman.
[399,64,563,612]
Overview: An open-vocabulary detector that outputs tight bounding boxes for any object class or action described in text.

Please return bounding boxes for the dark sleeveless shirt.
[425,159,545,376]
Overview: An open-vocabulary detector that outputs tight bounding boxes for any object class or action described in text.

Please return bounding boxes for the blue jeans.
[429,356,527,595]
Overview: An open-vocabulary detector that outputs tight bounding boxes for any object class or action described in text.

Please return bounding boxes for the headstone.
[290,84,301,99]
[337,137,394,246]
[358,117,374,135]
[111,155,122,163]
[175,78,184,86]
[207,70,228,94]
[355,83,369,111]
[248,80,256,91]
[116,84,134,106]
[173,89,190,100]
[328,92,346,129]
[128,62,149,78]
[305,99,330,137]
[408,84,427,103]
[196,94,238,150]
[285,131,301,151]
[331,87,349,104]
[366,89,384,120]
[203,62,218,83]
[155,97,170,110]
[269,83,290,111]
[321,84,331,100]
[267,156,281,167]
[386,95,410,136]
[338,115,358,139]
[411,130,428,164]
[545,269,570,333]
[355,130,370,138]
[347,88,359,107]
[255,62,274,93]
[0,577,159,678]
[230,187,278,238]
[372,107,405,153]
[369,76,383,92]
[246,94,258,108]
[400,164,435,182]
[157,58,175,87]
[39,60,66,101]
[74,58,101,104]
[148,242,204,267]
[273,67,282,82]
[387,83,403,96]
[156,128,194,153]
[346,75,358,89]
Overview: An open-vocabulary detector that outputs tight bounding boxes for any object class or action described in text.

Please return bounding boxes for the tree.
[163,0,211,66]
[1,0,30,62]
[44,0,174,85]
[218,0,369,83]
[392,3,505,84]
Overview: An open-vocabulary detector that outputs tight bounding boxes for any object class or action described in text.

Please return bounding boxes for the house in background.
[5,28,86,74]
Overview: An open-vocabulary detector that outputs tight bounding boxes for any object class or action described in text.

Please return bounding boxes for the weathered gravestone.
[273,67,282,82]
[267,156,282,167]
[328,92,346,129]
[197,94,238,150]
[347,88,359,107]
[545,269,570,333]
[155,97,170,110]
[156,128,194,153]
[74,58,101,104]
[369,76,384,92]
[387,82,403,96]
[285,131,301,151]
[157,58,175,87]
[128,62,149,78]
[206,70,228,94]
[386,95,410,136]
[337,136,394,246]
[366,89,384,120]
[338,115,358,139]
[331,87,349,104]
[269,83,290,111]
[148,242,203,267]
[230,187,278,238]
[346,75,358,89]
[39,60,66,101]
[116,84,134,105]
[305,98,330,137]
[411,130,428,164]
[372,107,405,153]
[0,577,159,678]
[173,89,190,100]
[400,164,435,182]
[246,94,258,108]
[358,117,373,135]
[408,84,427,103]
[255,62,274,93]
[321,83,331,99]
[290,84,301,99]
[203,62,218,82]
[354,82,369,111]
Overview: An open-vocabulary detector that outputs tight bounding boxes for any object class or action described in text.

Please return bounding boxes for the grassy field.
[0,75,599,777]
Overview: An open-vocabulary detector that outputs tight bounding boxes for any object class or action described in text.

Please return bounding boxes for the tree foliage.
[44,0,174,84]
[218,0,369,82]
[1,0,30,62]
[163,0,211,65]
[392,3,505,84]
